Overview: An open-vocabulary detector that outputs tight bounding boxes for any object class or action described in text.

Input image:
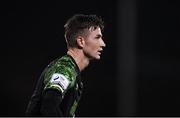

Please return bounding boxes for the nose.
[100,38,106,47]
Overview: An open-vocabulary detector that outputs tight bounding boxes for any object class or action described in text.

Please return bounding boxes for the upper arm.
[40,89,63,116]
[45,73,71,95]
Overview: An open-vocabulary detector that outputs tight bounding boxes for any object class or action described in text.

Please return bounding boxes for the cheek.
[88,44,98,52]
[88,41,99,48]
[84,40,99,52]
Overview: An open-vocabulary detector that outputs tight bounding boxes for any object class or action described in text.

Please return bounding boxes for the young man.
[26,14,106,117]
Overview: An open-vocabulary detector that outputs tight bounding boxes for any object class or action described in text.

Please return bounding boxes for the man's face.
[83,27,106,60]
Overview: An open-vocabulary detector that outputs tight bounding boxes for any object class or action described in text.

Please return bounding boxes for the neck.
[67,48,90,72]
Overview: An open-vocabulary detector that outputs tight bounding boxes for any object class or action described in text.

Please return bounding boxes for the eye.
[95,36,100,39]
[95,35,102,39]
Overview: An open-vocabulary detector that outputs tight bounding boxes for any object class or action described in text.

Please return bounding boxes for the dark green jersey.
[26,55,83,117]
[44,54,80,96]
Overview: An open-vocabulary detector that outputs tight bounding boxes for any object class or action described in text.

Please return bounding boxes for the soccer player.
[26,14,106,117]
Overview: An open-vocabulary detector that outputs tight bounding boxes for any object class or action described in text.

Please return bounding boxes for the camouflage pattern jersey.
[26,54,83,117]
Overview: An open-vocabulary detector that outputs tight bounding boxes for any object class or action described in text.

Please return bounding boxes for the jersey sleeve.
[40,89,64,116]
[46,73,70,94]
[43,66,76,96]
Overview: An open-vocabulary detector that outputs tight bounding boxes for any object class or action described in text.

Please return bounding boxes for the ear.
[76,36,85,48]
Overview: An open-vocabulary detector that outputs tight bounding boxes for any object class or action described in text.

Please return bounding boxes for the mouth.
[97,49,103,55]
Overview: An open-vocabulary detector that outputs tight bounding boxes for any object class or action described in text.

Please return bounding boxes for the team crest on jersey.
[50,73,70,91]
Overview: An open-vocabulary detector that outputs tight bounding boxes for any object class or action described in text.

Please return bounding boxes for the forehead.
[88,27,102,36]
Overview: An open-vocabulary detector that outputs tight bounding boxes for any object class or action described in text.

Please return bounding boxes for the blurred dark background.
[1,0,180,116]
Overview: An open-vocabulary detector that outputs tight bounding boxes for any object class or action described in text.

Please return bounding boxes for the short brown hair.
[64,14,104,48]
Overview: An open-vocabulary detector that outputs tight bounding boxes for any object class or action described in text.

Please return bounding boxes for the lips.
[98,48,103,52]
[97,51,101,55]
[97,49,103,54]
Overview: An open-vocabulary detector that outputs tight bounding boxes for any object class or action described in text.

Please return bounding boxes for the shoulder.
[43,55,77,94]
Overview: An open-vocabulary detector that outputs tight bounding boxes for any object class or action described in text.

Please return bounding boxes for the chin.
[95,55,101,60]
[88,54,101,60]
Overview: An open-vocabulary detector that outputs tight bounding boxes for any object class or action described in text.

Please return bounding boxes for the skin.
[67,26,106,71]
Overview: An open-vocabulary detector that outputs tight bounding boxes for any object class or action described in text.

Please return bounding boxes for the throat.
[67,50,90,71]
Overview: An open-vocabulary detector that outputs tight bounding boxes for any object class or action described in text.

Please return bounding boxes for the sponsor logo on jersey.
[50,73,70,91]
